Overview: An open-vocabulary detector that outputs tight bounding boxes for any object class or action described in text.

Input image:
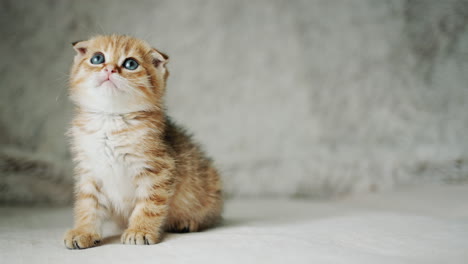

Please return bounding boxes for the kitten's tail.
[0,148,73,205]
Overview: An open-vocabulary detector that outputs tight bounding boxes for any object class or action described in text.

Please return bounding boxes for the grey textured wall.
[1,0,468,204]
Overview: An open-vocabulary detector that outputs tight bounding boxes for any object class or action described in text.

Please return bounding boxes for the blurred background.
[0,0,467,205]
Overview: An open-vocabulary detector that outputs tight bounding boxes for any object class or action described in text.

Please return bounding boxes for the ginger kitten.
[63,35,223,249]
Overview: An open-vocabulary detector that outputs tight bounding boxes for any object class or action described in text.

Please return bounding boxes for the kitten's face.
[69,35,168,113]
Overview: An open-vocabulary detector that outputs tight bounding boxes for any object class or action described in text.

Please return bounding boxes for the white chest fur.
[73,113,147,217]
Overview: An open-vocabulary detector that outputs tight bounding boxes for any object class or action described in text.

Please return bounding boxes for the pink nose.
[104,66,117,74]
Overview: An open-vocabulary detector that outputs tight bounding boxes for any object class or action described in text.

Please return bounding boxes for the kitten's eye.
[90,53,105,64]
[123,58,139,70]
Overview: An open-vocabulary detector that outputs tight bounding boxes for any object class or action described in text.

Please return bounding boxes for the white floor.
[1,184,467,264]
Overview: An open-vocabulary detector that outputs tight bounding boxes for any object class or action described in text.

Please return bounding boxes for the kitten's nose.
[104,65,117,74]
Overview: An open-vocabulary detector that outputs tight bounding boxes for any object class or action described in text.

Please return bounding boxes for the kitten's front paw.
[121,229,160,245]
[64,229,101,249]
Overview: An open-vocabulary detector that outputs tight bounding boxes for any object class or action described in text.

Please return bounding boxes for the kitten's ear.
[151,48,169,69]
[72,40,89,56]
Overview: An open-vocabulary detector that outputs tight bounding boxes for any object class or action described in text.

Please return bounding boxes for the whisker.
[96,21,107,36]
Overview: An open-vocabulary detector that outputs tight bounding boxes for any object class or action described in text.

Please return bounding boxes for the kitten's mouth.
[99,79,117,89]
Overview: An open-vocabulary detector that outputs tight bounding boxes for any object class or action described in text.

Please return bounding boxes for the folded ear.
[72,40,88,55]
[151,48,169,69]
[72,40,89,63]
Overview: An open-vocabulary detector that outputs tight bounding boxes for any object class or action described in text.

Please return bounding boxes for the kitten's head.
[69,35,169,113]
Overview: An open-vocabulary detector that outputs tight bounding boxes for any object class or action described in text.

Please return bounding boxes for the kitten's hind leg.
[166,196,223,233]
[168,220,200,233]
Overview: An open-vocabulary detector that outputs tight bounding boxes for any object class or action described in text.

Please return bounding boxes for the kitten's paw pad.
[64,229,101,249]
[121,229,159,245]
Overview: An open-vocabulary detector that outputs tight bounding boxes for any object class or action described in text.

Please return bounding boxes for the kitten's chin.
[75,102,154,114]
[71,94,155,114]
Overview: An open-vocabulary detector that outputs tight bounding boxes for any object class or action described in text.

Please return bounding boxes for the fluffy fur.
[63,35,223,249]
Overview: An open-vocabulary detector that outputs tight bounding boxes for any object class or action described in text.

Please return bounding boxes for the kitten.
[63,35,223,249]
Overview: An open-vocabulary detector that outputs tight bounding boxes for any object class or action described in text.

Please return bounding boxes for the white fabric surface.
[1,184,467,264]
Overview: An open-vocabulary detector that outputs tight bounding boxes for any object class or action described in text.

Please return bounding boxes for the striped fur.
[64,35,223,249]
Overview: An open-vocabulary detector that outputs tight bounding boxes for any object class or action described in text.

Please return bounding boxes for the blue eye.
[90,53,105,64]
[123,58,139,70]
